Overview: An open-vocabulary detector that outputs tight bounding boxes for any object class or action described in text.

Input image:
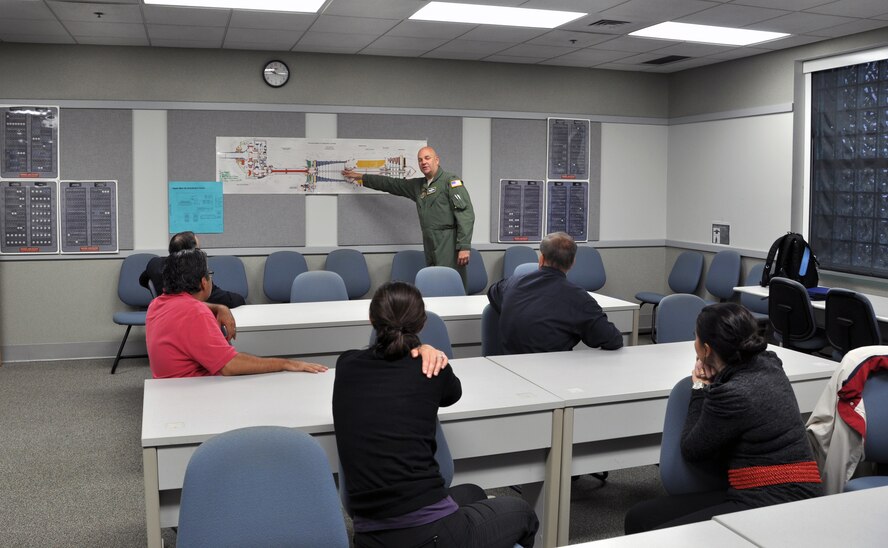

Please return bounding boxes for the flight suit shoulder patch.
[449,179,463,187]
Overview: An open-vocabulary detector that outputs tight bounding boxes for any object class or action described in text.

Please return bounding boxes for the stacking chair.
[567,246,606,292]
[390,249,427,284]
[768,277,828,353]
[512,262,538,278]
[704,250,741,303]
[177,426,348,548]
[206,255,249,301]
[262,251,308,303]
[338,419,453,517]
[325,249,370,300]
[466,248,489,295]
[481,304,503,357]
[660,376,728,495]
[290,271,349,303]
[369,311,453,359]
[415,266,466,297]
[655,294,707,344]
[825,289,880,359]
[740,263,769,323]
[502,246,538,278]
[635,251,704,342]
[845,372,888,491]
[111,253,158,374]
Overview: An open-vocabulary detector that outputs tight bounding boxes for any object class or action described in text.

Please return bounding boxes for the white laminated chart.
[498,179,544,243]
[1,106,59,180]
[216,137,425,194]
[60,180,118,253]
[547,118,589,181]
[1,180,58,254]
[546,180,588,242]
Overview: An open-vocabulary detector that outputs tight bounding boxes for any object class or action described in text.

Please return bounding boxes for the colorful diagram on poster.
[216,137,426,194]
[169,181,223,234]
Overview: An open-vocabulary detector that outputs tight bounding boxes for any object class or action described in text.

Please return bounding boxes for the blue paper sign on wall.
[168,181,223,234]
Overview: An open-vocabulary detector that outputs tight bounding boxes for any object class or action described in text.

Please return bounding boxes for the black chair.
[825,288,880,359]
[768,277,828,353]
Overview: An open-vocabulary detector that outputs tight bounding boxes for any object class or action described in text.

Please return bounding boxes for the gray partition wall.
[60,109,133,249]
[337,114,461,246]
[167,110,307,247]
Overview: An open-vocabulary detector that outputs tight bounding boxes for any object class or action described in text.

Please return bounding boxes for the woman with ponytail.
[333,282,538,547]
[625,303,822,534]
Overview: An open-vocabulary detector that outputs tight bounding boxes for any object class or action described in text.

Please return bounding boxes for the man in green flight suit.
[342,146,475,288]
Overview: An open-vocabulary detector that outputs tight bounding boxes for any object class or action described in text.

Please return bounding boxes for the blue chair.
[769,277,828,353]
[466,248,488,295]
[415,266,466,297]
[502,246,537,278]
[369,311,453,359]
[826,289,881,360]
[704,250,741,303]
[845,372,888,491]
[325,249,371,300]
[660,376,728,495]
[741,263,769,323]
[656,294,707,344]
[111,253,158,374]
[567,246,606,292]
[338,419,453,517]
[290,271,349,303]
[177,426,348,548]
[512,262,538,278]
[390,249,427,284]
[263,251,308,303]
[207,255,249,301]
[481,304,503,357]
[636,251,704,342]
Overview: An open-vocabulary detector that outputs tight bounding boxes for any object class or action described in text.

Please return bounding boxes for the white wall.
[667,113,793,250]
[600,123,668,241]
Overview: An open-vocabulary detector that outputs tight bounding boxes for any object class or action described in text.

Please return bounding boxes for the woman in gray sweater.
[625,303,822,533]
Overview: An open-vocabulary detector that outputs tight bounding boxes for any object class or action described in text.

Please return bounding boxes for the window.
[809,58,888,277]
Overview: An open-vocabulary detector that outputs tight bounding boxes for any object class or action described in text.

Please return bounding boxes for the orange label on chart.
[19,247,39,252]
[80,246,100,252]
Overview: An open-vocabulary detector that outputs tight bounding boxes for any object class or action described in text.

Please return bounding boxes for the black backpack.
[760,232,819,288]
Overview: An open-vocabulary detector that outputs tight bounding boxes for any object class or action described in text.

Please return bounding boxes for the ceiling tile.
[734,0,833,9]
[494,43,579,59]
[678,4,791,26]
[229,11,316,31]
[0,33,76,44]
[292,43,364,54]
[47,1,142,23]
[75,35,149,46]
[364,35,446,51]
[707,46,771,60]
[384,20,475,40]
[650,42,736,57]
[147,24,225,41]
[750,11,856,34]
[526,30,615,48]
[539,48,636,67]
[594,62,655,71]
[323,0,427,19]
[423,39,508,57]
[522,0,627,11]
[142,6,231,27]
[223,40,297,51]
[482,55,544,64]
[746,33,826,50]
[806,18,888,37]
[457,25,548,43]
[224,27,302,44]
[557,15,649,35]
[599,0,722,22]
[805,0,888,18]
[151,38,225,48]
[63,21,147,39]
[2,1,58,21]
[593,35,674,53]
[296,31,377,49]
[422,49,496,61]
[310,14,398,35]
[0,18,70,36]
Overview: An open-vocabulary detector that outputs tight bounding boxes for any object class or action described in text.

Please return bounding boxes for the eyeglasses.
[206,271,214,280]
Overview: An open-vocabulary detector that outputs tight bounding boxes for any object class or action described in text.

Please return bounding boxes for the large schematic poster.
[216,137,426,194]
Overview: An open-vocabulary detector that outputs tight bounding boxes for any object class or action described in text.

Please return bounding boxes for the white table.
[488,342,838,546]
[231,293,639,364]
[735,284,888,322]
[141,357,566,548]
[566,520,754,547]
[714,485,888,546]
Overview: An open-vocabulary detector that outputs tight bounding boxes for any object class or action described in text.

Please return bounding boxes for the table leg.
[143,448,163,548]
[557,407,574,546]
[630,309,639,346]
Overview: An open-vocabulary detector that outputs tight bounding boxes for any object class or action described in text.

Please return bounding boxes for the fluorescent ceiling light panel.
[630,22,789,46]
[143,0,325,12]
[410,2,585,29]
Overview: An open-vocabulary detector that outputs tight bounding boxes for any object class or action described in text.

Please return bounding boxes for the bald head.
[417,146,440,180]
[540,232,577,272]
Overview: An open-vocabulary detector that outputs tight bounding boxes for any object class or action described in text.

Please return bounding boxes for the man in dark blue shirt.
[487,232,623,354]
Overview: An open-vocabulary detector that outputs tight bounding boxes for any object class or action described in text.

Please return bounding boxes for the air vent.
[643,55,691,65]
[588,19,631,28]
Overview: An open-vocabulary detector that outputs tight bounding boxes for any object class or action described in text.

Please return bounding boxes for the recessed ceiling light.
[410,1,586,29]
[143,0,325,12]
[630,21,789,46]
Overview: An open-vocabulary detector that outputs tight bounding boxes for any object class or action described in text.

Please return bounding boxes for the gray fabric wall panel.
[490,118,546,242]
[336,114,461,246]
[60,109,134,249]
[167,110,307,247]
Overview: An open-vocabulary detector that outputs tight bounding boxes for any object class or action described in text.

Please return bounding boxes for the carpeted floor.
[0,357,665,547]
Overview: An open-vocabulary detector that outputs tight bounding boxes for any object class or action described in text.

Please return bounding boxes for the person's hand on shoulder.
[283,359,328,373]
[412,344,449,378]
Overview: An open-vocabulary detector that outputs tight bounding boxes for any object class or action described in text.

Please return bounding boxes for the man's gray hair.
[540,232,577,271]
